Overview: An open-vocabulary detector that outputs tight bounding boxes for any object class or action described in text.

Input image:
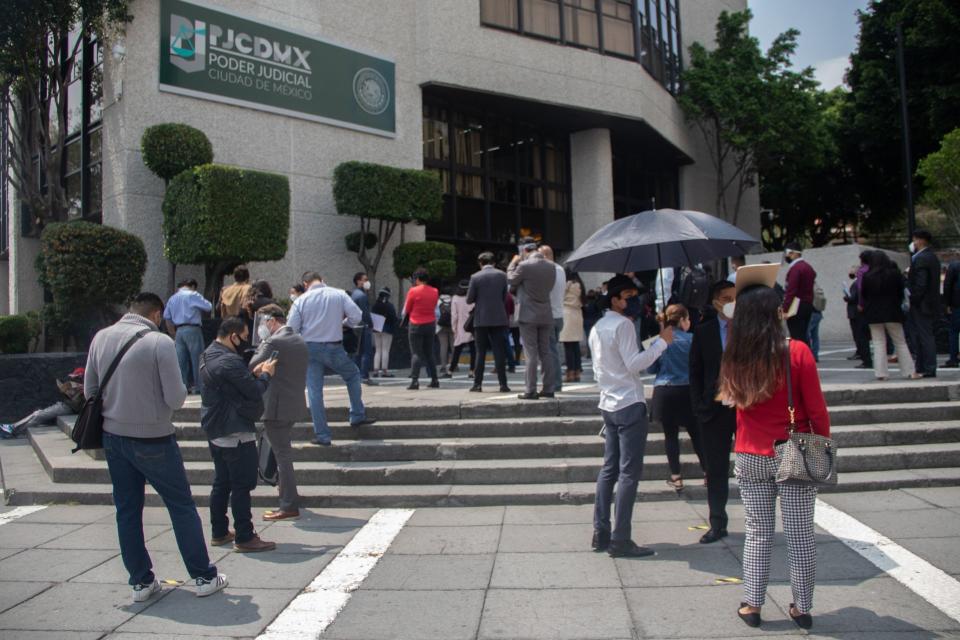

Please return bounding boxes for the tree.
[163,164,290,302]
[0,0,131,228]
[333,161,443,290]
[679,10,819,228]
[843,0,960,233]
[917,127,960,236]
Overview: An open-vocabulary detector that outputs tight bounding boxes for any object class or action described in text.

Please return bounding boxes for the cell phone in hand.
[269,350,279,361]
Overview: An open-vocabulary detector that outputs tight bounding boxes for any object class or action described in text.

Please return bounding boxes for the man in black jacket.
[200,317,277,552]
[689,280,737,544]
[467,251,511,393]
[907,229,941,377]
[942,259,960,368]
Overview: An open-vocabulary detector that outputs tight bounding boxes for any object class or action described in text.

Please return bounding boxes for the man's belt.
[176,323,201,328]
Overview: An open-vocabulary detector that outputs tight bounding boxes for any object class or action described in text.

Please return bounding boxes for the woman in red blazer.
[718,282,830,631]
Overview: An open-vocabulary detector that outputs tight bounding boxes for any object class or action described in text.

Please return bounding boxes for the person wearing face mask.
[351,272,378,386]
[200,316,278,553]
[782,243,817,344]
[289,283,305,302]
[589,274,674,557]
[906,229,941,377]
[249,305,308,521]
[689,279,738,544]
[84,293,228,602]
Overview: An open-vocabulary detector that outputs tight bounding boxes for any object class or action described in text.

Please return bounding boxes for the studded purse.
[774,339,838,486]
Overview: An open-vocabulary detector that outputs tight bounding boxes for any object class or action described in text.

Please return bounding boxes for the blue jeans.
[550,318,564,389]
[306,342,366,442]
[948,308,960,363]
[807,310,823,360]
[175,326,205,392]
[354,327,374,379]
[208,440,258,544]
[594,402,649,542]
[102,432,216,586]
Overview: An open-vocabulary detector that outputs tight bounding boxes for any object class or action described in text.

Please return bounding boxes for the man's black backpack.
[676,266,710,311]
[437,297,452,328]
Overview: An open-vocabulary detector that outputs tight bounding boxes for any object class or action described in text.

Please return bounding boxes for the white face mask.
[722,302,736,319]
[289,293,298,302]
[257,323,272,342]
[362,281,371,291]
[908,241,916,254]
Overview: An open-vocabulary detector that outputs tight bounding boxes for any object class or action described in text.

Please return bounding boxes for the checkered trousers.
[735,452,818,613]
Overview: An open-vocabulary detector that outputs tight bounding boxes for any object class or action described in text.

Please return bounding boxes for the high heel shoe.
[737,603,761,628]
[789,604,812,629]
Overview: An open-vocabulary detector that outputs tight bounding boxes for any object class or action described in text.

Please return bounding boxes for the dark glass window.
[480,0,682,95]
[422,99,572,262]
[612,138,679,217]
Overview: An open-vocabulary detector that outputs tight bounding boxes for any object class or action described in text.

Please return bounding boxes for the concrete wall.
[744,244,911,342]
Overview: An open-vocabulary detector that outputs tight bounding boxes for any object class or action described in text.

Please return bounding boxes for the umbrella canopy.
[563,208,759,273]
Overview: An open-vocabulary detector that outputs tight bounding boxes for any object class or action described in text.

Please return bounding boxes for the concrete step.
[70,421,960,463]
[29,427,960,486]
[828,401,960,426]
[10,467,960,509]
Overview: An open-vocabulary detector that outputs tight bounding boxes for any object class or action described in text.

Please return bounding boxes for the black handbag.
[463,308,476,334]
[257,431,278,486]
[71,329,149,453]
[774,339,838,485]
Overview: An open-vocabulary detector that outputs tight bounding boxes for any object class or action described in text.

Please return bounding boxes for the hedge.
[141,123,214,182]
[35,221,147,332]
[0,315,31,354]
[333,161,442,224]
[163,164,290,267]
[393,241,456,280]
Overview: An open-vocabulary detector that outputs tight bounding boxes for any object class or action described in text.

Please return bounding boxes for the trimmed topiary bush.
[393,241,456,280]
[35,222,147,342]
[345,231,378,253]
[163,164,290,301]
[0,315,31,354]
[141,123,214,182]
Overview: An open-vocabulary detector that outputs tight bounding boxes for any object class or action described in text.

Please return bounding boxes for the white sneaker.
[132,579,161,603]
[195,573,228,597]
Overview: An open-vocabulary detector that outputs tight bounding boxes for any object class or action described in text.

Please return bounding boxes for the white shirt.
[588,311,667,413]
[549,263,566,320]
[211,432,257,448]
[288,283,362,343]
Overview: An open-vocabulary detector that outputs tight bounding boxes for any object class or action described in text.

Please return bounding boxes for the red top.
[784,259,817,311]
[735,340,830,457]
[403,284,439,325]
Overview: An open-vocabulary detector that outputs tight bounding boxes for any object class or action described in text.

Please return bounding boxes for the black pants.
[450,341,475,372]
[510,327,522,362]
[652,385,704,476]
[850,316,872,364]
[473,326,508,387]
[409,322,438,383]
[208,440,258,544]
[564,342,582,372]
[787,301,813,345]
[908,307,937,375]
[698,408,737,532]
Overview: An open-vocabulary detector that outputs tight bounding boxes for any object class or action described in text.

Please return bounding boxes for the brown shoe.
[263,509,300,521]
[210,531,235,546]
[234,534,276,553]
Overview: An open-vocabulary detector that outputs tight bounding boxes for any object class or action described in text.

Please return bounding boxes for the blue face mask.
[623,296,643,318]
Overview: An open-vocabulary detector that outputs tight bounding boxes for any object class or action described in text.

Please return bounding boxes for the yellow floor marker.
[715,577,743,585]
[688,524,709,531]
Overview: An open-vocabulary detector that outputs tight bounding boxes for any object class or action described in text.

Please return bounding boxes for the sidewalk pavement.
[1,487,958,639]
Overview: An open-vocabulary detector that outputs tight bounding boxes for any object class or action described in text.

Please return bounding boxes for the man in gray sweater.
[84,293,227,603]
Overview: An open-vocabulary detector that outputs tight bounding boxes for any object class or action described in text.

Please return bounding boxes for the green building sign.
[158,0,396,137]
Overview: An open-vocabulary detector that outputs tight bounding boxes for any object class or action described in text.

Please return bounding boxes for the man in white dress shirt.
[589,274,673,558]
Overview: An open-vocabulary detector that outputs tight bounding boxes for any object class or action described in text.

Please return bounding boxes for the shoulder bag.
[774,339,838,485]
[70,329,149,453]
[257,431,279,486]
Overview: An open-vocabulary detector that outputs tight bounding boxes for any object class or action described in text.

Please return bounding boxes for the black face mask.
[849,273,856,280]
[231,334,250,352]
[784,256,794,264]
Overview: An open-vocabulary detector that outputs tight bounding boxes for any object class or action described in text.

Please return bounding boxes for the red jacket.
[783,259,817,311]
[735,340,830,457]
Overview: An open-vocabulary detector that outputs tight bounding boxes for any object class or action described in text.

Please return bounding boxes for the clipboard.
[370,313,386,332]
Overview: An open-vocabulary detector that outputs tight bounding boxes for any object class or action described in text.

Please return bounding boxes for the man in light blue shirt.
[288,272,375,445]
[164,279,212,394]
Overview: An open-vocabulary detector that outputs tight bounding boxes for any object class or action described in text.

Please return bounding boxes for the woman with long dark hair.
[718,277,830,631]
[647,304,705,490]
[860,251,920,380]
[560,270,586,382]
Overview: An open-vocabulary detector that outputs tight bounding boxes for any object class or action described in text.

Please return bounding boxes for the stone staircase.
[18,382,960,507]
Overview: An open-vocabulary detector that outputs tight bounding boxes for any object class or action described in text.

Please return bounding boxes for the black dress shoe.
[469,385,482,392]
[699,528,728,544]
[789,604,812,629]
[608,540,656,558]
[310,439,332,446]
[407,381,419,390]
[428,379,440,388]
[538,391,556,398]
[942,361,959,368]
[518,392,539,400]
[350,418,376,428]
[499,385,512,393]
[591,530,610,552]
[738,603,761,628]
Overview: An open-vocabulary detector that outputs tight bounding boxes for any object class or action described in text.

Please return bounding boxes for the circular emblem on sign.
[353,68,390,115]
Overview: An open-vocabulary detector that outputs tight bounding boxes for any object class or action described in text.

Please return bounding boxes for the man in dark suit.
[783,242,817,344]
[689,280,737,544]
[907,229,941,377]
[250,304,309,520]
[467,252,511,393]
[942,259,960,368]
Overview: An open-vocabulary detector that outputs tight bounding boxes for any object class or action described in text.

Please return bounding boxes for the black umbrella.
[563,208,759,304]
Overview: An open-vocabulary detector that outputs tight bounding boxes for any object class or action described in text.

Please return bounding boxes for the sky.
[747,0,871,90]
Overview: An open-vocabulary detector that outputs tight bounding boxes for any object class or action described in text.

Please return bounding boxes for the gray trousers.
[550,317,564,390]
[594,402,648,542]
[519,321,556,394]
[263,420,299,511]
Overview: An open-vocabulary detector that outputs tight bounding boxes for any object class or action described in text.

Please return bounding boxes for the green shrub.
[163,164,290,300]
[345,231,378,253]
[0,315,31,354]
[35,222,147,334]
[334,162,443,224]
[141,123,214,182]
[393,241,456,280]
